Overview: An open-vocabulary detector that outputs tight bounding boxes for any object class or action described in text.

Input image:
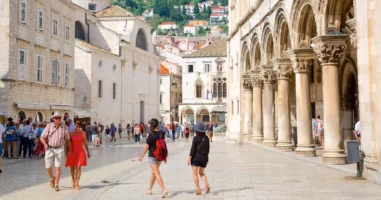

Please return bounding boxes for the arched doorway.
[196,107,210,123]
[75,21,86,41]
[136,29,148,51]
[18,111,26,123]
[35,112,43,123]
[180,107,194,124]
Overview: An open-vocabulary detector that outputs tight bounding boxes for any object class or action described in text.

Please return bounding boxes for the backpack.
[152,132,168,162]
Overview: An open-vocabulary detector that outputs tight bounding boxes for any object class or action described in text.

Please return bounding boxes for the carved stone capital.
[132,61,138,70]
[311,35,348,65]
[289,48,315,74]
[273,59,293,80]
[261,65,276,84]
[242,78,252,90]
[251,76,263,87]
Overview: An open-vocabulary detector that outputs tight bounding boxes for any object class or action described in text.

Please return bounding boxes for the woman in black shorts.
[187,122,210,195]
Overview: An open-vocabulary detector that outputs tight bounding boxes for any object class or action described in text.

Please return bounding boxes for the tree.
[182,5,186,15]
[207,6,212,16]
[198,27,206,36]
[213,0,218,5]
[125,0,136,8]
[194,3,199,14]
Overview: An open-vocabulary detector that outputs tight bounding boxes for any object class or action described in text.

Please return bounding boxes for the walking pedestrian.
[21,120,33,158]
[86,123,92,143]
[36,123,46,157]
[111,123,116,142]
[4,121,17,159]
[181,123,185,138]
[207,123,214,142]
[18,119,26,156]
[138,118,168,198]
[118,124,123,140]
[0,122,4,173]
[91,122,99,147]
[126,124,131,140]
[66,121,90,190]
[105,125,111,143]
[172,123,176,141]
[40,111,72,192]
[185,124,190,139]
[134,124,140,143]
[314,115,324,146]
[187,122,211,195]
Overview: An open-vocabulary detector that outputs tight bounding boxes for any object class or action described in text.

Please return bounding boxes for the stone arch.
[136,28,148,51]
[323,0,354,34]
[194,79,204,98]
[339,56,357,96]
[274,9,291,58]
[196,106,210,115]
[241,43,250,74]
[250,34,261,69]
[18,111,26,123]
[75,21,86,41]
[262,25,275,65]
[35,112,43,123]
[290,0,318,48]
[180,106,195,114]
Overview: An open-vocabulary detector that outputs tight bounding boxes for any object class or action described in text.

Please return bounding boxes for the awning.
[14,102,50,110]
[50,105,73,110]
[211,105,227,113]
[74,108,91,118]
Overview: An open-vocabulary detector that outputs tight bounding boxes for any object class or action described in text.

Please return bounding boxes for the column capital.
[249,69,263,87]
[311,35,348,65]
[261,65,276,84]
[273,58,293,80]
[242,78,253,90]
[289,48,315,74]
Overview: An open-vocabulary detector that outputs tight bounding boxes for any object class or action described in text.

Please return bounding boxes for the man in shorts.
[40,112,71,192]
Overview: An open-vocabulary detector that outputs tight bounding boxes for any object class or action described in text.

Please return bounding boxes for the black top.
[189,135,210,162]
[146,131,164,158]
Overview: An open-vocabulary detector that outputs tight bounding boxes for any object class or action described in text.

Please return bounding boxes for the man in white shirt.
[354,121,361,145]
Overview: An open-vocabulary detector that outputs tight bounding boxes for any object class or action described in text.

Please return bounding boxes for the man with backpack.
[138,118,168,198]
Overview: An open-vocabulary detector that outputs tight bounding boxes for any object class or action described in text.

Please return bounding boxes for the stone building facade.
[0,0,76,123]
[73,2,161,126]
[180,41,227,125]
[227,0,381,184]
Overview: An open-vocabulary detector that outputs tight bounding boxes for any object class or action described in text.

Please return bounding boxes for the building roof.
[183,40,227,58]
[159,22,177,26]
[185,4,194,7]
[212,26,223,31]
[188,20,208,26]
[160,65,170,75]
[95,5,134,18]
[211,13,224,17]
[75,39,118,56]
[184,24,195,27]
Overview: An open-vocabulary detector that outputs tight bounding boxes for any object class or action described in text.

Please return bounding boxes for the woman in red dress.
[66,121,90,190]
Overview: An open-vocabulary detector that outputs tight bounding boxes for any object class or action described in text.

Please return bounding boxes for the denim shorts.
[0,146,3,156]
[148,157,161,165]
[191,161,207,168]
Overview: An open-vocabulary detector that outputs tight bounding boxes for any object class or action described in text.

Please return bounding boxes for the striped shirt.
[41,122,69,147]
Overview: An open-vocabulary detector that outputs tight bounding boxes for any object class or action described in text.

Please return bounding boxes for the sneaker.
[54,185,60,192]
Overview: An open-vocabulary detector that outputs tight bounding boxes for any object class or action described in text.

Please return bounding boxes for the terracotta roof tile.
[183,40,227,58]
[95,5,134,18]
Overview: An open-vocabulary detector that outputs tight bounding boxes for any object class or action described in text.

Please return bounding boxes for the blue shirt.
[5,126,17,142]
[159,124,164,131]
[37,128,44,139]
[111,125,116,133]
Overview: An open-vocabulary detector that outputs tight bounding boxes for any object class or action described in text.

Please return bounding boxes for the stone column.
[242,79,253,137]
[261,66,277,147]
[251,71,263,144]
[290,49,316,157]
[312,35,348,164]
[274,59,294,152]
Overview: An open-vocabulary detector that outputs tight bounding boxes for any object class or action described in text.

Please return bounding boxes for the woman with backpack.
[138,118,168,198]
[187,122,211,195]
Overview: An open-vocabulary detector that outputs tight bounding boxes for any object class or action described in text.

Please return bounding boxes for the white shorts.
[45,146,65,168]
[106,134,111,139]
[92,134,99,141]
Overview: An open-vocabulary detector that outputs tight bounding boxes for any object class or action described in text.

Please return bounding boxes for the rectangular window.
[205,64,210,72]
[113,83,116,99]
[19,0,26,23]
[64,62,70,87]
[51,59,57,85]
[98,80,103,98]
[160,94,162,104]
[57,60,60,86]
[237,100,240,114]
[52,18,58,36]
[36,55,43,83]
[188,65,193,73]
[202,115,210,122]
[18,49,26,80]
[218,115,225,122]
[88,3,97,11]
[37,10,43,30]
[65,24,70,41]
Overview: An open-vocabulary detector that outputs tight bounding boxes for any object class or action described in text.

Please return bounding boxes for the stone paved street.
[1,137,381,200]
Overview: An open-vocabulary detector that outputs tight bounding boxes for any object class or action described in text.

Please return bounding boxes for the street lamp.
[82,95,88,105]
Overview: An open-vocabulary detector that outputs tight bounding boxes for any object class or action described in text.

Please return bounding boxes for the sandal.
[205,185,211,194]
[71,179,75,188]
[75,185,81,190]
[145,191,152,195]
[161,190,168,198]
[195,189,201,195]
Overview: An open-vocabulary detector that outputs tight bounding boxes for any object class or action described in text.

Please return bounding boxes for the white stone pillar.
[290,49,316,157]
[242,79,253,137]
[251,72,263,144]
[274,59,294,152]
[312,36,348,164]
[261,66,277,147]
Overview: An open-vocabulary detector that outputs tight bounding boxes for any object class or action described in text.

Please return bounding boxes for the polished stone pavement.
[1,136,380,200]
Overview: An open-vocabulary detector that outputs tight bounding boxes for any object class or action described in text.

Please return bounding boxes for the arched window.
[136,29,148,51]
[196,80,203,98]
[18,111,26,123]
[35,112,43,123]
[218,83,222,98]
[213,83,217,98]
[223,83,227,98]
[75,21,86,41]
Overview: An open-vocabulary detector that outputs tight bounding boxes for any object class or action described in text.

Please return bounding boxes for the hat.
[51,111,61,118]
[194,122,206,133]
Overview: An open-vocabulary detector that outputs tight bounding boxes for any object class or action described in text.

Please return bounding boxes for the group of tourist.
[163,122,217,143]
